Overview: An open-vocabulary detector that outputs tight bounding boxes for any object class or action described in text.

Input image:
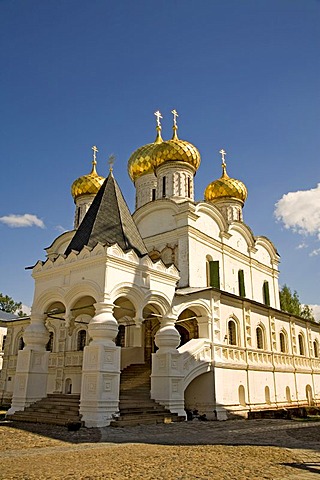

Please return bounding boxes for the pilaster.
[151,315,186,417]
[80,301,120,427]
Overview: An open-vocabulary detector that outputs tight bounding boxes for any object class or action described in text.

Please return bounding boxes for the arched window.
[314,340,319,358]
[279,331,287,353]
[46,332,54,352]
[265,386,271,404]
[77,330,87,351]
[256,326,264,350]
[18,336,24,351]
[228,319,237,346]
[298,333,305,356]
[238,385,246,406]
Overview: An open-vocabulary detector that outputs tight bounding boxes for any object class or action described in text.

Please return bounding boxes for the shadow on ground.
[0,420,101,444]
[1,418,320,451]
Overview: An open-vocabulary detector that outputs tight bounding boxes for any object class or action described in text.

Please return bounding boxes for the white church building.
[1,111,320,427]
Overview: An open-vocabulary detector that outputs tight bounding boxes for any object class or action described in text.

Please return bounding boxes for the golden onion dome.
[127,126,163,182]
[204,162,247,203]
[71,157,105,202]
[153,125,201,172]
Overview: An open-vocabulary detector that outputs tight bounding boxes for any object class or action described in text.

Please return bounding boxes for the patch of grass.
[292,415,320,422]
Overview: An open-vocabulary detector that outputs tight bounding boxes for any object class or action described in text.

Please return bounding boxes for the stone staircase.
[110,363,185,427]
[6,394,82,427]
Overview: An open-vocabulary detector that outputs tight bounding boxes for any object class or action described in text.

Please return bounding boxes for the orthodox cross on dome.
[108,154,116,172]
[171,109,179,127]
[154,110,163,128]
[92,145,98,164]
[219,148,227,166]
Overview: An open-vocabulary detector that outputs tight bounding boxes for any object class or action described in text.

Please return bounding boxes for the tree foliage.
[279,284,314,321]
[0,293,27,317]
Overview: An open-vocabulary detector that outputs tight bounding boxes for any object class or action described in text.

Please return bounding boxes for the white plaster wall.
[219,301,245,346]
[193,211,221,241]
[313,374,320,400]
[249,310,270,350]
[135,207,177,238]
[184,371,215,414]
[227,230,250,256]
[296,373,314,402]
[247,370,275,405]
[188,236,223,288]
[253,244,273,267]
[214,367,248,407]
[274,372,297,403]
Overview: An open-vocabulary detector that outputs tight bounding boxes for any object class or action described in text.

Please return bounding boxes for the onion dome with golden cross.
[204,149,248,203]
[152,109,201,172]
[71,146,105,202]
[127,111,164,182]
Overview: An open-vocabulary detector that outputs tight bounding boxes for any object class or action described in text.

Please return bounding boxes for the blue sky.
[1,0,319,315]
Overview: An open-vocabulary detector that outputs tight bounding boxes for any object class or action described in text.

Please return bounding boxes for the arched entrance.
[142,305,161,364]
[65,378,72,394]
[176,308,199,347]
[113,297,136,348]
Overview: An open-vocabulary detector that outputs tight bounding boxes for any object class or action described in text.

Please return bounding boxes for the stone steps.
[110,363,184,427]
[6,394,82,427]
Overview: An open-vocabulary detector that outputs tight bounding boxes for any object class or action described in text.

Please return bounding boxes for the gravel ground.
[0,419,320,479]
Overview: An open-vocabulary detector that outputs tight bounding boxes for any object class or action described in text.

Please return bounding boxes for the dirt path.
[0,419,320,479]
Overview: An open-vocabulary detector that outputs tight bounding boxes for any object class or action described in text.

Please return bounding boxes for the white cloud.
[55,225,67,234]
[309,305,320,323]
[21,304,31,316]
[275,184,320,239]
[0,214,45,229]
[310,248,320,257]
[296,242,308,250]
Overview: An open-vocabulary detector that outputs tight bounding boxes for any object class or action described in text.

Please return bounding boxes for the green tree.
[279,284,314,321]
[0,293,27,317]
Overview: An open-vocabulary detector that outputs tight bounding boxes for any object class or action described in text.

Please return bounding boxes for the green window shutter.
[238,269,246,297]
[209,261,220,289]
[263,281,270,306]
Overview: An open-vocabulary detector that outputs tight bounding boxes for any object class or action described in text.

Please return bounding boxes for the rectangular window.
[187,177,191,198]
[162,176,166,197]
[152,188,156,201]
[238,269,246,297]
[263,281,270,306]
[209,260,220,289]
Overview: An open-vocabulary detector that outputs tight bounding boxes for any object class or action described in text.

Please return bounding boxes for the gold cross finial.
[219,149,227,165]
[92,145,98,164]
[171,109,179,127]
[154,110,163,127]
[108,154,116,172]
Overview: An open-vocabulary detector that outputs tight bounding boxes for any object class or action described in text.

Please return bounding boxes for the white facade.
[1,124,319,426]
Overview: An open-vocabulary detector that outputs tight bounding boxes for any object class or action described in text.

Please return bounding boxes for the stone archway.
[176,308,199,346]
[142,305,161,364]
[113,297,136,348]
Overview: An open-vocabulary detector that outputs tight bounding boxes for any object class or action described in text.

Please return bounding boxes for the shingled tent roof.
[65,172,148,257]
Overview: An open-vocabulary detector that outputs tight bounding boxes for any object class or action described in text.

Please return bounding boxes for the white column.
[80,301,120,427]
[151,314,186,418]
[8,313,50,414]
